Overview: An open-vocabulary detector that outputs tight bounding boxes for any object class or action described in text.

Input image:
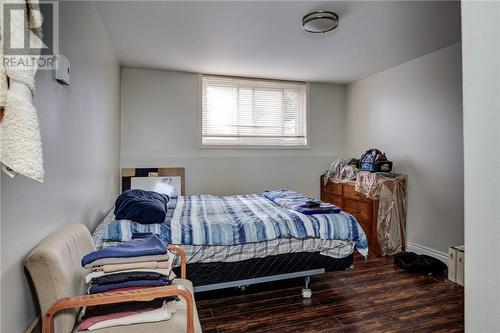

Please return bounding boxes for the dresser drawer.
[357,219,373,241]
[321,192,343,208]
[322,180,343,196]
[343,199,373,223]
[343,184,371,203]
[320,177,381,256]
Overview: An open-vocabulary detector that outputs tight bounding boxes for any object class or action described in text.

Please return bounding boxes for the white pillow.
[153,178,179,198]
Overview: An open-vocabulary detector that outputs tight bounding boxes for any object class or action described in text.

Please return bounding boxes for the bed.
[93,167,367,294]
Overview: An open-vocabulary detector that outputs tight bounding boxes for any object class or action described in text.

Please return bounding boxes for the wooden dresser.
[320,175,381,256]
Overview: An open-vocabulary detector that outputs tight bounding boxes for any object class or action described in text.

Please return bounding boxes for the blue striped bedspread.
[103,193,368,256]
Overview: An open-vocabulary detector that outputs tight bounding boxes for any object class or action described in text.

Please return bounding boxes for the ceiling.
[95,1,461,84]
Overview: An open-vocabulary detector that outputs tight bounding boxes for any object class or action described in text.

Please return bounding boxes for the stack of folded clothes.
[77,235,177,331]
[263,189,341,215]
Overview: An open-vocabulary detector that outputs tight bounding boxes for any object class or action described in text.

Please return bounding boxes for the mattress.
[93,209,355,265]
[97,192,368,255]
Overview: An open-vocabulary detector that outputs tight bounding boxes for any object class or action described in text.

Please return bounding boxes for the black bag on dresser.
[359,148,393,172]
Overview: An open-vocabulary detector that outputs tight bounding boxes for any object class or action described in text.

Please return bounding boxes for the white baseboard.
[406,242,448,265]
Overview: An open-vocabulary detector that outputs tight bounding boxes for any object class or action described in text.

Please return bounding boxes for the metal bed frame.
[194,269,324,293]
[174,252,354,296]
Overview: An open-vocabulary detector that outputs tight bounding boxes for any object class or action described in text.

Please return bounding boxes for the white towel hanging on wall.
[0,0,45,182]
[0,0,6,168]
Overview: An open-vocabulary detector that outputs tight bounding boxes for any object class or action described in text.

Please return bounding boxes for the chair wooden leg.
[168,245,187,279]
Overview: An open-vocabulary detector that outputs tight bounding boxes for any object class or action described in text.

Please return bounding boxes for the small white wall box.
[55,55,70,85]
[448,248,456,282]
[448,245,464,286]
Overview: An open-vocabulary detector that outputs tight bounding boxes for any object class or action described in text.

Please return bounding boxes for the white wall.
[0,2,121,332]
[121,68,346,198]
[462,2,500,331]
[344,43,463,254]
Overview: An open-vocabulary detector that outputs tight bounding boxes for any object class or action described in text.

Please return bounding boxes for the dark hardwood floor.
[195,254,464,333]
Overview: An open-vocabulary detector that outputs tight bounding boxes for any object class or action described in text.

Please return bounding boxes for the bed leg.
[302,276,312,298]
[237,285,249,291]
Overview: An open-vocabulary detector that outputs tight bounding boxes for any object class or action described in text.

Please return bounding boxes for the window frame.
[198,74,310,149]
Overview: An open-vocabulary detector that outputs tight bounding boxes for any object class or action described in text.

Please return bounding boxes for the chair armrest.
[42,285,194,333]
[168,245,187,279]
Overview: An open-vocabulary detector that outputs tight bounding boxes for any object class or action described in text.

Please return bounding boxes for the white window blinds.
[202,75,308,147]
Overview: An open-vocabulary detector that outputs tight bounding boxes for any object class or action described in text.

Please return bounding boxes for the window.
[201,75,308,147]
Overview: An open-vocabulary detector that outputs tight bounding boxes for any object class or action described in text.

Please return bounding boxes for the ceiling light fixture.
[302,11,339,34]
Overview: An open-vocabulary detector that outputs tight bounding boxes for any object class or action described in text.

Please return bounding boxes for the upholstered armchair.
[25,224,201,333]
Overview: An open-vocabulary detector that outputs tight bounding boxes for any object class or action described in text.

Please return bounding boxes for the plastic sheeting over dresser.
[355,172,407,256]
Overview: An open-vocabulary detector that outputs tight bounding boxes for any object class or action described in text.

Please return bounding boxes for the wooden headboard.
[121,167,185,195]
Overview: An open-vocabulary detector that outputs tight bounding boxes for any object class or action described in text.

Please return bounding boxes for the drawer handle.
[348,191,364,199]
[352,209,361,214]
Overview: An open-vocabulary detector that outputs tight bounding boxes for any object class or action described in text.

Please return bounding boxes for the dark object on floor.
[394,251,447,275]
[393,251,419,268]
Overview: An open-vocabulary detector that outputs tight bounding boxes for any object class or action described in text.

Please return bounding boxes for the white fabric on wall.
[0,0,44,182]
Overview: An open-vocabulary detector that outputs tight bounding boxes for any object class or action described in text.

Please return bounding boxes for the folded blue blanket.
[263,190,341,215]
[82,235,167,267]
[294,205,341,215]
[89,277,171,294]
[114,189,169,224]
